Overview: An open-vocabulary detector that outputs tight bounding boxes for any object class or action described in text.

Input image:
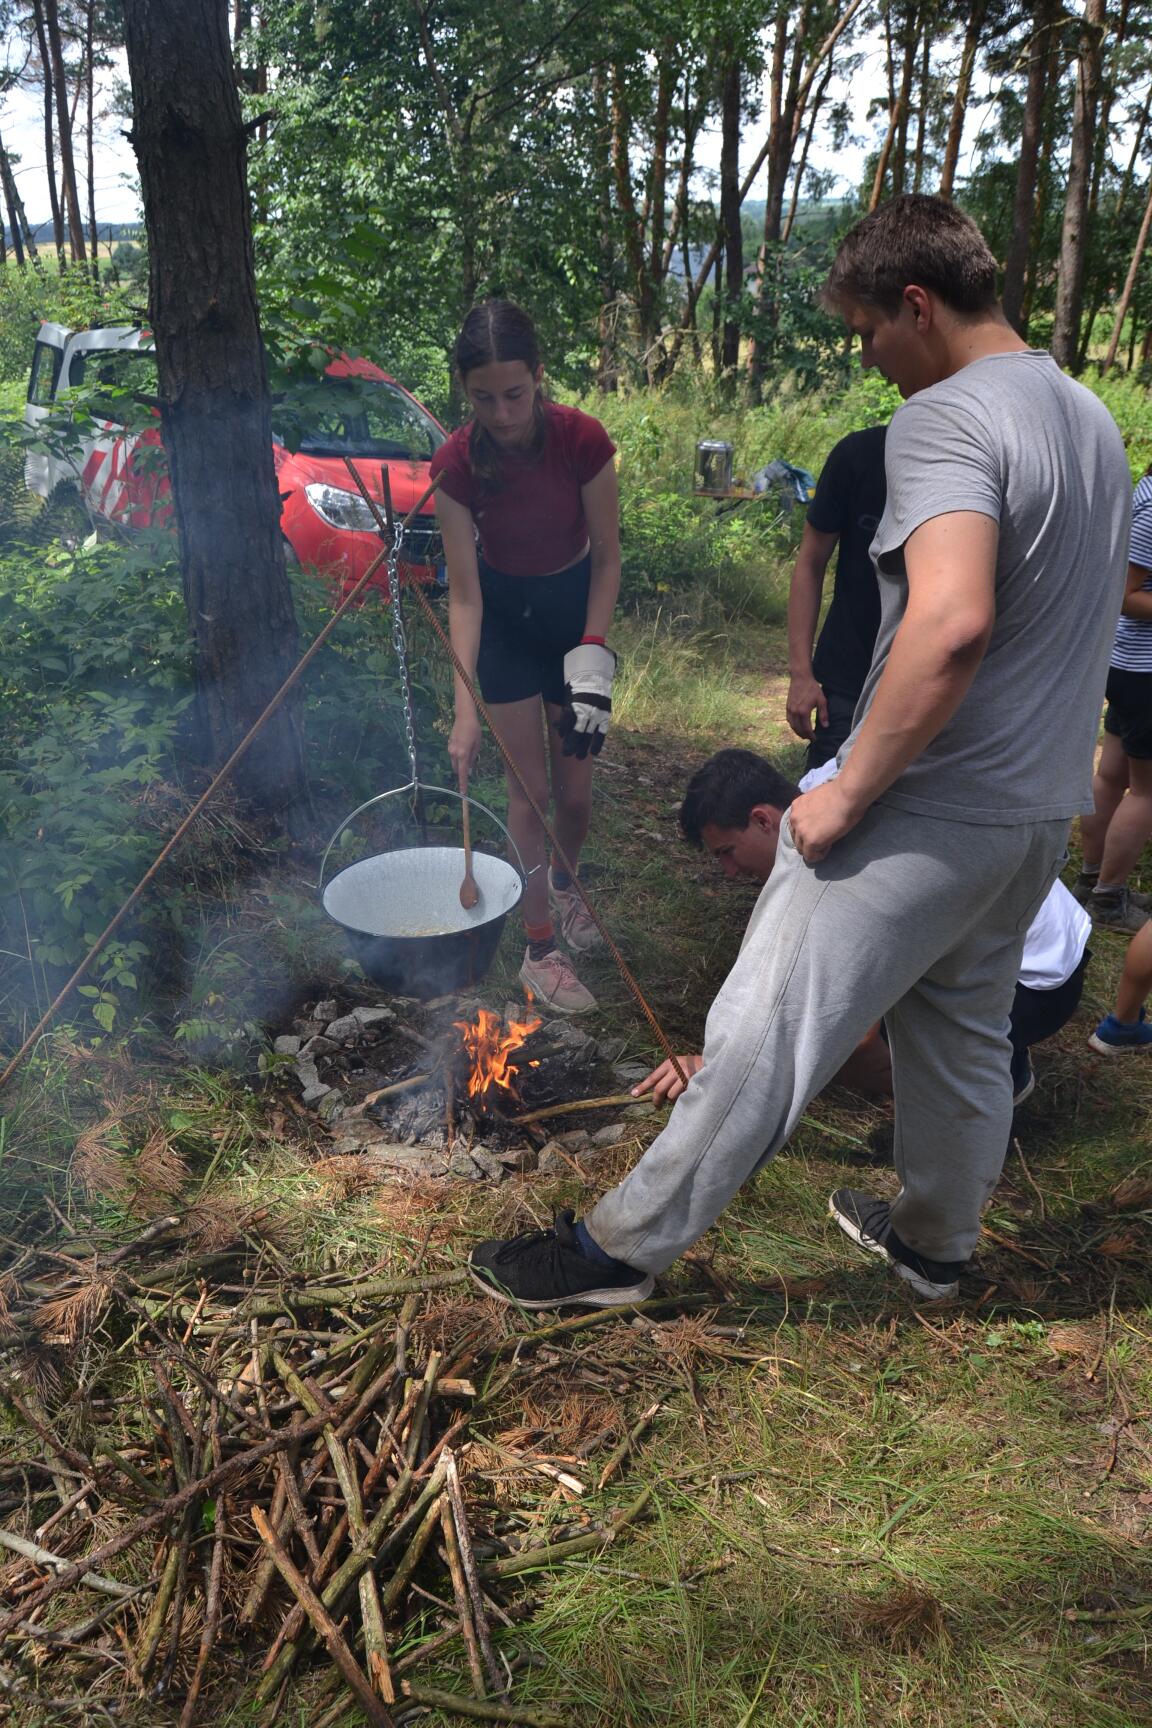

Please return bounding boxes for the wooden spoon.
[459,772,480,910]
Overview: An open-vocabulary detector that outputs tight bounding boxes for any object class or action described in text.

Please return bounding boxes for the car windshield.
[277,377,443,461]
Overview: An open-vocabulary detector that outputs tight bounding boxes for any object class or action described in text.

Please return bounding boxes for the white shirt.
[796,761,1089,990]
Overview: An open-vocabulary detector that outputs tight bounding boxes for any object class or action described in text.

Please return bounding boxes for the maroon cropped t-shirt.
[430,401,616,577]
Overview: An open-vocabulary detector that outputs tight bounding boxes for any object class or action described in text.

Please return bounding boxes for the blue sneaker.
[1088,1008,1152,1055]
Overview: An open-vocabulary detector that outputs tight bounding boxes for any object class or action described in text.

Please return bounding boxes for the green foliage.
[0,260,139,386]
[0,533,192,1034]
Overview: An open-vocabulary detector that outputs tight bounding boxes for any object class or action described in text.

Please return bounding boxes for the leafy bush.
[0,534,193,1032]
[0,260,139,385]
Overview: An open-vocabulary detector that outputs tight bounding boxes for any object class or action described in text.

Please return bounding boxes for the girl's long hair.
[455,300,547,494]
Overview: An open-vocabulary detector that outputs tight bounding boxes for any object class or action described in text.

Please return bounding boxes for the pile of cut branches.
[0,1214,670,1726]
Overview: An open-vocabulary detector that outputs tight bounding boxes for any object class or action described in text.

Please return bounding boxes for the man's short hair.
[679,749,800,846]
[823,194,999,319]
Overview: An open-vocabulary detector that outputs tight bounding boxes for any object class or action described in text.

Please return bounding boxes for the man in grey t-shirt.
[468,196,1132,1310]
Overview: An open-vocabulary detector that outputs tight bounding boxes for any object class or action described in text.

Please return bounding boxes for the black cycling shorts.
[1103,665,1152,759]
[475,552,591,706]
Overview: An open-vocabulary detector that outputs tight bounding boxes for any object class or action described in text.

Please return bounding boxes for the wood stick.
[597,1401,662,1490]
[0,1404,354,1641]
[440,1501,485,1697]
[228,1268,467,1317]
[404,1350,442,1466]
[445,1452,504,1696]
[400,1684,566,1726]
[361,1073,430,1106]
[509,1094,645,1127]
[359,1571,396,1704]
[482,1486,653,1579]
[136,1543,180,1678]
[379,1491,445,1613]
[251,1506,397,1728]
[0,1528,137,1599]
[177,1493,226,1728]
[257,1461,443,1702]
[238,1470,291,1629]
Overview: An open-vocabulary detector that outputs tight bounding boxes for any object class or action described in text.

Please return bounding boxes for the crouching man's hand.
[631,1053,703,1104]
[788,777,864,864]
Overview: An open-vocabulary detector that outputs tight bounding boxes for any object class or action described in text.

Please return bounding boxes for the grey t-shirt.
[847,350,1131,824]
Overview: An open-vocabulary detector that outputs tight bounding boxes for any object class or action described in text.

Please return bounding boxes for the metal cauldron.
[319,785,525,998]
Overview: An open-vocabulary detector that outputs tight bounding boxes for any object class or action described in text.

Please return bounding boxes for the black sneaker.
[828,1188,966,1300]
[469,1209,655,1309]
[1010,1051,1035,1108]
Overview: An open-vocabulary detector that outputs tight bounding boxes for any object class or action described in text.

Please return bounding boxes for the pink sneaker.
[548,872,604,953]
[518,946,597,1015]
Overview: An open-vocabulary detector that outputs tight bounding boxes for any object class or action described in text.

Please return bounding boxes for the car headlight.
[303,483,381,532]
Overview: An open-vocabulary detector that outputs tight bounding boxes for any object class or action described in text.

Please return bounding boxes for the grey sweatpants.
[588,803,1069,1273]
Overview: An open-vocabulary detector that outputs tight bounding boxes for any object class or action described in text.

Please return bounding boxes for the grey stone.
[273,1035,301,1056]
[613,1063,651,1084]
[536,1138,572,1175]
[590,1123,627,1147]
[546,1022,600,1062]
[555,1129,592,1151]
[468,1145,508,1182]
[298,1061,332,1106]
[314,1000,339,1022]
[597,1037,628,1064]
[448,1143,487,1180]
[324,1014,362,1044]
[317,1091,346,1124]
[299,1035,338,1059]
[353,1006,395,1030]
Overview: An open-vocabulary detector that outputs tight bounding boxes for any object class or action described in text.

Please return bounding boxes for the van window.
[68,349,159,421]
[27,340,63,406]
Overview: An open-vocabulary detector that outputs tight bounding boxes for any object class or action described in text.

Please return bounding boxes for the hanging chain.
[385,518,420,789]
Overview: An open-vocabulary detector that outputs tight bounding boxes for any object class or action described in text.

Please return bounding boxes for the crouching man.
[468,194,1131,1308]
[635,749,1091,1108]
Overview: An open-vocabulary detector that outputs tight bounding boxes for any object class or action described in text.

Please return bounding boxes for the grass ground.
[4,543,1151,1727]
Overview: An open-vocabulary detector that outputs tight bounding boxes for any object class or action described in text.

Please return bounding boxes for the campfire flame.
[454,1008,542,1101]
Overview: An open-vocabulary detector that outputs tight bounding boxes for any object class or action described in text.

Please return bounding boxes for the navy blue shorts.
[476,553,591,706]
[1103,666,1152,759]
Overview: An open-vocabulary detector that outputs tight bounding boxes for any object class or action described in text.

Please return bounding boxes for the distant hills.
[2,220,143,251]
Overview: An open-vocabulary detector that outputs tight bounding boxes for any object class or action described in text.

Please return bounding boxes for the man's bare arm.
[789,511,998,863]
[786,523,839,739]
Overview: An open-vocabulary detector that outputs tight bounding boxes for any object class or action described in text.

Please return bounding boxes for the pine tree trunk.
[123,0,306,816]
[1103,173,1152,370]
[782,59,833,242]
[869,1,898,208]
[939,0,985,198]
[0,134,25,267]
[31,0,66,268]
[592,71,617,392]
[85,0,99,279]
[719,52,743,377]
[890,4,921,196]
[1002,0,1056,335]
[43,0,88,263]
[1051,0,1106,371]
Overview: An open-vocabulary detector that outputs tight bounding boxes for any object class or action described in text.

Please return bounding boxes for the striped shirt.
[1113,472,1152,672]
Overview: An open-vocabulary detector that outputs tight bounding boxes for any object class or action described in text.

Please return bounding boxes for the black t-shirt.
[807,425,887,701]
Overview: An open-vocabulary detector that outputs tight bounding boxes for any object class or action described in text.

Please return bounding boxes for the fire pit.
[274,993,655,1182]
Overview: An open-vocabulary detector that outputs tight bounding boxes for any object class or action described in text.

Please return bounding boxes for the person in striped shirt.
[1074,469,1152,930]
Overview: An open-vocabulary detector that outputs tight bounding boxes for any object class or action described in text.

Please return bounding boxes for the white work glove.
[557,642,617,758]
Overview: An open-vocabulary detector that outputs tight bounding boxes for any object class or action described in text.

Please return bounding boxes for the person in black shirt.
[786,425,887,771]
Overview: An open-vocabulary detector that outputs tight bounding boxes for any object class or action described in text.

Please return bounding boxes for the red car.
[26,326,447,594]
[274,354,447,595]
